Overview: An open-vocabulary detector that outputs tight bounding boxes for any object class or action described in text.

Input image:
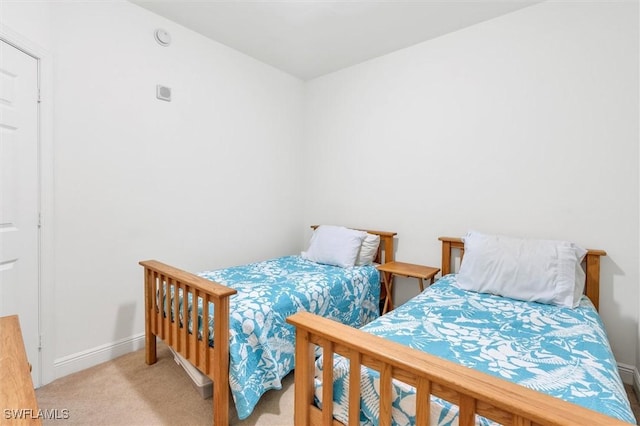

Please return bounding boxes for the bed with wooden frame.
[140,227,396,426]
[287,236,635,426]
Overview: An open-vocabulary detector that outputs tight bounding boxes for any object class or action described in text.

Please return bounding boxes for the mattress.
[315,274,636,425]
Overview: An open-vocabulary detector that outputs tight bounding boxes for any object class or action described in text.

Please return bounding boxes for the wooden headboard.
[310,226,397,264]
[438,236,607,311]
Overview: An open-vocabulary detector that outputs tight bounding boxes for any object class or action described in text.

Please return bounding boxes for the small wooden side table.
[376,262,440,314]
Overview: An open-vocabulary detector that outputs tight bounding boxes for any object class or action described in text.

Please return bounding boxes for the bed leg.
[294,328,314,426]
[213,298,231,425]
[212,391,229,426]
[143,265,158,365]
[146,332,157,365]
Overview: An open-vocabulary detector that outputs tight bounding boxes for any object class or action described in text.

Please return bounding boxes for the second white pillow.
[355,233,380,266]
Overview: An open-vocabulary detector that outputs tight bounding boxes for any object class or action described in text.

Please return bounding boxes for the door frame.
[0,24,55,387]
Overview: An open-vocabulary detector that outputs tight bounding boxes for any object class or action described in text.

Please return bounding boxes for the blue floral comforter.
[196,255,380,419]
[315,274,636,425]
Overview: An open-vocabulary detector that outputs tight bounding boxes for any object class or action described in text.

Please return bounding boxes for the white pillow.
[355,233,380,266]
[457,231,587,308]
[301,225,367,268]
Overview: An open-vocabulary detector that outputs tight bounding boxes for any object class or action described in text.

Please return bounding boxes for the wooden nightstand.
[376,262,440,314]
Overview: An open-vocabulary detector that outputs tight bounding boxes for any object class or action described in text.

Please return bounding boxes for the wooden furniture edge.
[437,236,607,311]
[376,262,440,313]
[139,260,237,298]
[0,315,41,425]
[287,311,629,426]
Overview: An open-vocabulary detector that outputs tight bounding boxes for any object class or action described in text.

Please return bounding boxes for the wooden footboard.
[139,260,237,426]
[287,311,629,426]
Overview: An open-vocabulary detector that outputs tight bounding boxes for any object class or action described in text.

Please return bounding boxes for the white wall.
[51,0,305,362]
[2,0,638,382]
[2,0,305,380]
[303,1,639,367]
[0,1,52,50]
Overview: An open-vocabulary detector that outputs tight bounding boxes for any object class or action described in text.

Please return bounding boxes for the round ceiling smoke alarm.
[154,29,171,46]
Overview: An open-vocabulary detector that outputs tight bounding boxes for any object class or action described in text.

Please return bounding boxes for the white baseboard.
[618,362,636,385]
[633,365,640,402]
[53,333,145,380]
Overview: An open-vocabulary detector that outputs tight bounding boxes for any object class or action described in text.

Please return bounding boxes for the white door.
[0,40,41,386]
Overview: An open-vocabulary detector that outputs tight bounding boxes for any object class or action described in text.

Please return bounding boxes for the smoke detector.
[154,29,171,46]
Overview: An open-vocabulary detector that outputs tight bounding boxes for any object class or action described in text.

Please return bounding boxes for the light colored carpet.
[35,341,294,425]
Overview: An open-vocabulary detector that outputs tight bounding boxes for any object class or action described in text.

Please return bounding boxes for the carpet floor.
[36,341,640,425]
[35,341,293,425]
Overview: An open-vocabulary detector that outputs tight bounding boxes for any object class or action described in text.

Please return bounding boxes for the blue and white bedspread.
[197,255,379,420]
[315,274,636,425]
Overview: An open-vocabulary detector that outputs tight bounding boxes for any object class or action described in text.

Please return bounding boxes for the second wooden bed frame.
[140,228,396,425]
[286,237,628,426]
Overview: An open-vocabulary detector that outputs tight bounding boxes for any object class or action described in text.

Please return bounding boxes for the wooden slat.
[379,364,392,426]
[167,277,174,346]
[348,352,362,426]
[322,341,335,426]
[197,290,206,371]
[160,274,167,340]
[416,377,431,425]
[156,275,161,337]
[459,395,476,426]
[190,288,198,366]
[172,278,179,349]
[180,282,187,354]
[150,272,158,335]
[201,293,210,374]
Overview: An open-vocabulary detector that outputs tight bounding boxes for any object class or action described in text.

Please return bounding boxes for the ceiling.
[130,0,541,80]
